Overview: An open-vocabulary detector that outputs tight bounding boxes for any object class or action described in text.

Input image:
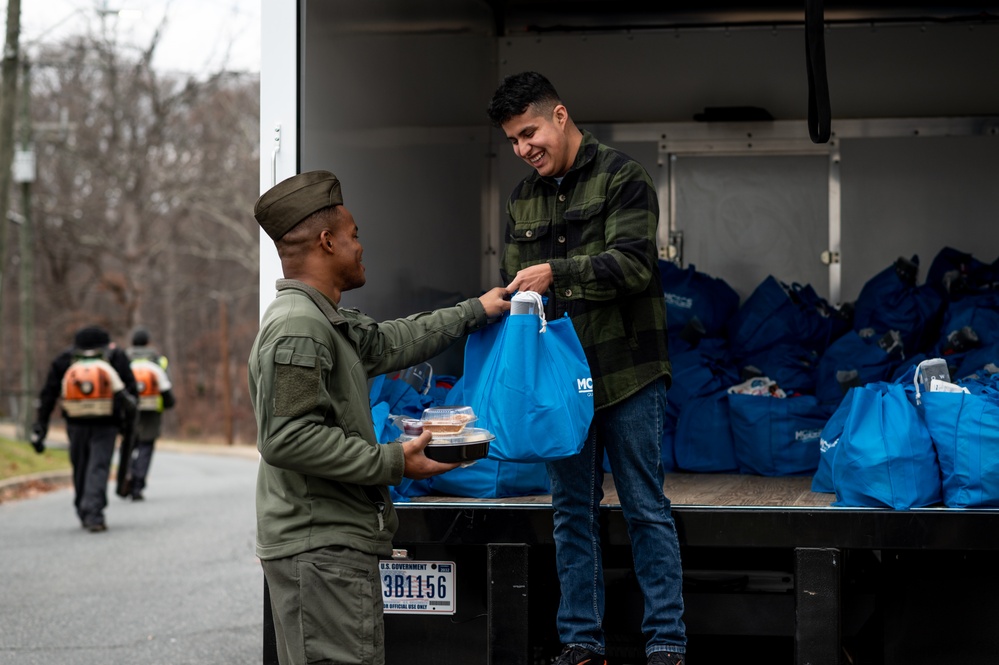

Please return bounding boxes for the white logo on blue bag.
[819,437,839,453]
[577,377,593,396]
[796,428,823,443]
[664,293,693,309]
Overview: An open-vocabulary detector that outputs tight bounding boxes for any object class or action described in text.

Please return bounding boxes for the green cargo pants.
[262,545,384,665]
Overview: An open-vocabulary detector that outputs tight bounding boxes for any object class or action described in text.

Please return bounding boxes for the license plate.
[379,560,456,615]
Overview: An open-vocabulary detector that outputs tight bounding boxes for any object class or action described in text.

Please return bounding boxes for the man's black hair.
[486,71,562,128]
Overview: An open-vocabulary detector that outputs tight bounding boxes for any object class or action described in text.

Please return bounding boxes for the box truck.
[259,3,999,663]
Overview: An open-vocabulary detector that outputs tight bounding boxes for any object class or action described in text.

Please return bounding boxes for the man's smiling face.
[501,103,573,178]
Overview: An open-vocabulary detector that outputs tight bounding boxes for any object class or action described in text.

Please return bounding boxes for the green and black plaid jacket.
[500,130,671,410]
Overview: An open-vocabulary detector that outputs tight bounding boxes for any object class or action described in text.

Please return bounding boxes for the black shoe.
[552,645,606,665]
[85,521,107,533]
[648,652,684,665]
[131,492,144,501]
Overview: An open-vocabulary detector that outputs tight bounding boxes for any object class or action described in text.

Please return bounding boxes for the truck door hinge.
[661,230,683,264]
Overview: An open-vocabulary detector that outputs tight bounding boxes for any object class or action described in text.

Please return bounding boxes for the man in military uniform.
[249,170,510,665]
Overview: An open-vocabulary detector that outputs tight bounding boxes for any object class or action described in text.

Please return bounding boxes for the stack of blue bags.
[376,247,998,502]
[659,246,999,502]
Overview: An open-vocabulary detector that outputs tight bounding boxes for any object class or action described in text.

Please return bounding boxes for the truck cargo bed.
[405,472,834,509]
[381,474,999,665]
[264,473,999,664]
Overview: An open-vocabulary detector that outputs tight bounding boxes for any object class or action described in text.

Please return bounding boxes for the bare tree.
[8,26,259,443]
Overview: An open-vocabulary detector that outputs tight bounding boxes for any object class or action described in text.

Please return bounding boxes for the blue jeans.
[547,377,686,657]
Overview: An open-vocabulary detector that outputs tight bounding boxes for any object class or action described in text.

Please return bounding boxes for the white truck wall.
[258,0,299,319]
[298,2,496,343]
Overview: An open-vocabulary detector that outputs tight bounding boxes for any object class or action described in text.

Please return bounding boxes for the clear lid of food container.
[420,406,477,434]
[397,427,495,445]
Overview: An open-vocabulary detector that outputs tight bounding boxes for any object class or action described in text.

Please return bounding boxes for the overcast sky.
[19,0,261,74]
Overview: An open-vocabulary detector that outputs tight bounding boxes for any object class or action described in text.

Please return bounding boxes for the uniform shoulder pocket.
[273,344,321,418]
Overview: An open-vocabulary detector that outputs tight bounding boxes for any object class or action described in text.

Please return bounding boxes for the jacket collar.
[275,279,347,327]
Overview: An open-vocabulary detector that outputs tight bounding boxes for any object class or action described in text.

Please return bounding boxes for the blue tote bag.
[926,246,989,298]
[659,260,740,338]
[673,389,739,473]
[935,293,999,351]
[815,330,903,405]
[741,343,820,396]
[462,299,594,463]
[666,347,740,415]
[922,384,999,508]
[428,455,551,498]
[427,377,551,498]
[729,276,845,358]
[811,389,855,493]
[728,394,833,477]
[954,344,999,381]
[832,383,942,510]
[369,380,432,500]
[852,256,943,355]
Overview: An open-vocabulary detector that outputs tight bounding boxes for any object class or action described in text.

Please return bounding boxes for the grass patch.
[0,437,71,481]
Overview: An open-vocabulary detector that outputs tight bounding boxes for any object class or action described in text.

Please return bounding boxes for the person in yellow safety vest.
[124,327,176,501]
[32,326,138,532]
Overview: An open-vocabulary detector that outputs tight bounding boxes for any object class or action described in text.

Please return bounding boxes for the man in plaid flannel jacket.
[487,71,687,665]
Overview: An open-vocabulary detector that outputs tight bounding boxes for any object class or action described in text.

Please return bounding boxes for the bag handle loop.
[512,290,547,333]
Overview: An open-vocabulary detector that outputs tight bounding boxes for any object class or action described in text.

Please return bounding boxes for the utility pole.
[17,57,33,440]
[0,0,23,392]
[218,297,233,445]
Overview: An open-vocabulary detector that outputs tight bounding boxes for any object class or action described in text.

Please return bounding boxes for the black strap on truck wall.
[805,0,831,143]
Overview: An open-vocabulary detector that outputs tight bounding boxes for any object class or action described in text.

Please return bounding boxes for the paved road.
[0,445,263,665]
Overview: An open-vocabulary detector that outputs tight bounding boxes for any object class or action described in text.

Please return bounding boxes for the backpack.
[130,358,165,412]
[61,351,124,418]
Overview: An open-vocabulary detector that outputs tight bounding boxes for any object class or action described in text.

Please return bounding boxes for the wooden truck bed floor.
[405,472,836,509]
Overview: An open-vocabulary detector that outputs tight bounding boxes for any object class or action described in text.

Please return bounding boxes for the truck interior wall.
[669,152,830,300]
[496,21,999,122]
[497,22,999,304]
[838,135,999,301]
[297,0,998,349]
[299,2,495,333]
[496,123,999,305]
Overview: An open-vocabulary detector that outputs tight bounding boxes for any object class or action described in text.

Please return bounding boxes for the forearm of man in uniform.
[399,287,510,480]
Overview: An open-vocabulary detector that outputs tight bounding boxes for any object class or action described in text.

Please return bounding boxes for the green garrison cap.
[253,171,343,241]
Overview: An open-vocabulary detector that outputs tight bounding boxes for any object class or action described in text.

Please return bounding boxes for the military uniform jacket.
[249,279,490,560]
